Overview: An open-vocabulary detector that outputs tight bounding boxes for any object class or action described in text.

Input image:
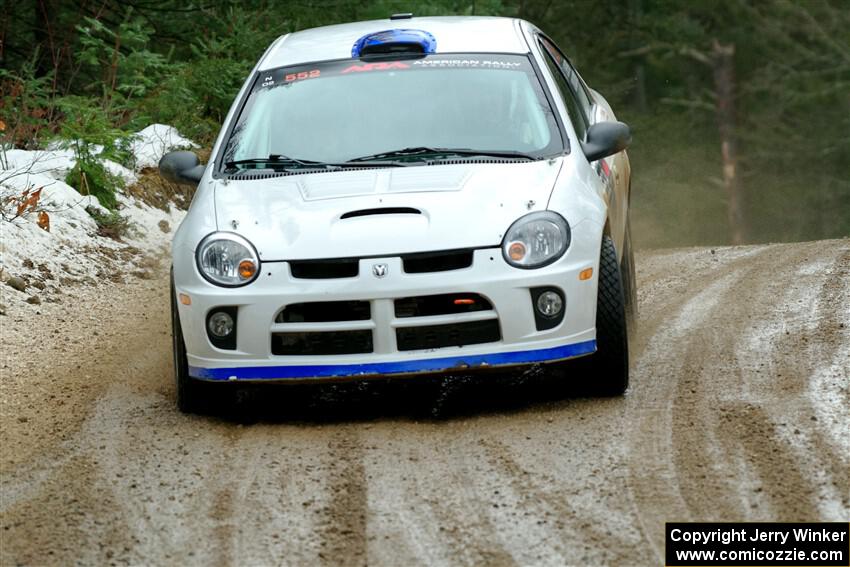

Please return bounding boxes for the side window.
[561,58,594,117]
[539,40,588,140]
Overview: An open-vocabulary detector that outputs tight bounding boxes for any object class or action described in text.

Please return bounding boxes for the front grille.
[272,330,373,355]
[289,259,358,279]
[286,249,474,279]
[396,320,501,351]
[402,249,473,273]
[277,301,370,323]
[394,293,492,318]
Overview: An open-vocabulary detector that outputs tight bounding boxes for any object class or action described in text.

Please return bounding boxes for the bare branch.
[681,46,712,66]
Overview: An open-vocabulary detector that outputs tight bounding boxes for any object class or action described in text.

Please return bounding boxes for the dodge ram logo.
[372,263,388,278]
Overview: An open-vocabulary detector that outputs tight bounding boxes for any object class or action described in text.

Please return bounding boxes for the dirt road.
[1,239,848,566]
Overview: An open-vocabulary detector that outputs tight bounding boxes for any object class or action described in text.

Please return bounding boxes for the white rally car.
[160,15,636,413]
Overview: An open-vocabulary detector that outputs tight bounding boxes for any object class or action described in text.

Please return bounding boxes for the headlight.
[196,232,260,286]
[502,211,570,269]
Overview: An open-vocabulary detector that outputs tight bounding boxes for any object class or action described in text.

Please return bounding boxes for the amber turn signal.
[238,260,257,279]
[508,242,526,261]
[579,268,593,280]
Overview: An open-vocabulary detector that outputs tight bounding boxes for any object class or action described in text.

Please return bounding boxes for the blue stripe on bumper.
[188,340,596,381]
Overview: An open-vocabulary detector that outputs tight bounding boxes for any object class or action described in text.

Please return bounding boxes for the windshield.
[221,53,563,168]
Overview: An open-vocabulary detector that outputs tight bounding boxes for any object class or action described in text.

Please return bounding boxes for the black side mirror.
[580,121,632,162]
[159,151,205,187]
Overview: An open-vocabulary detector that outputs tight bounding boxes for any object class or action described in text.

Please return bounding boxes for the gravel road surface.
[2,239,848,566]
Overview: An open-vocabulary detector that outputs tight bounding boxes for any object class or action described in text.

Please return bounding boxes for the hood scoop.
[340,207,421,219]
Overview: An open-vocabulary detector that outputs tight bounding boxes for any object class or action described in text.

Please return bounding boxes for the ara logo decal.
[372,263,389,278]
[342,62,410,74]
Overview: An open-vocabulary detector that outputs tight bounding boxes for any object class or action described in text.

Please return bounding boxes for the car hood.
[214,160,564,261]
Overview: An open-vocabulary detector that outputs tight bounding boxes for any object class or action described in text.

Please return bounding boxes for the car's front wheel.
[547,235,630,396]
[620,218,638,331]
[171,275,208,414]
[588,235,630,395]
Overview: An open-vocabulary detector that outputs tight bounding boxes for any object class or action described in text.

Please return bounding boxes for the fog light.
[208,311,234,337]
[536,291,563,317]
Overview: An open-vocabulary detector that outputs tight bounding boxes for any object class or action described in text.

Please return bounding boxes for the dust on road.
[1,239,848,566]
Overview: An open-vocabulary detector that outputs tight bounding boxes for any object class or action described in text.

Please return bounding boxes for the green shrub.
[54,96,127,209]
[66,158,123,211]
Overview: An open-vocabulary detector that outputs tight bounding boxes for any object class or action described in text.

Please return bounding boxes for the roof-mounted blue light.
[351,29,436,58]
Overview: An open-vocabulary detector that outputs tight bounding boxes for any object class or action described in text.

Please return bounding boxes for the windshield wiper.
[225,154,406,172]
[347,147,538,163]
[224,155,328,170]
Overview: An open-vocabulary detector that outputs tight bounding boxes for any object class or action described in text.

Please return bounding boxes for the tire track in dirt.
[630,246,768,359]
[421,459,518,566]
[315,431,368,567]
[478,436,637,565]
[625,246,774,561]
[356,422,464,565]
[0,452,134,566]
[678,242,849,521]
[627,242,850,562]
[745,244,850,517]
[73,388,239,565]
[224,427,342,567]
[60,389,372,566]
[359,426,447,566]
[364,424,519,566]
[202,427,271,567]
[801,246,850,485]
[713,402,820,518]
[670,243,824,521]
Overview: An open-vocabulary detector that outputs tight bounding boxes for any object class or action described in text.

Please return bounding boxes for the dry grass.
[124,147,211,211]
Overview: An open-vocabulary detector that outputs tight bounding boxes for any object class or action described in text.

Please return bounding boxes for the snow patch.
[129,124,197,171]
[0,125,190,306]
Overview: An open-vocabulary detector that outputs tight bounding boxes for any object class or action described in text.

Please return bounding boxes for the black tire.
[171,275,208,414]
[620,218,638,332]
[588,235,630,395]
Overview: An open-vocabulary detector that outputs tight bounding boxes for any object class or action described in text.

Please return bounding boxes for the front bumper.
[174,232,601,383]
[190,340,596,381]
